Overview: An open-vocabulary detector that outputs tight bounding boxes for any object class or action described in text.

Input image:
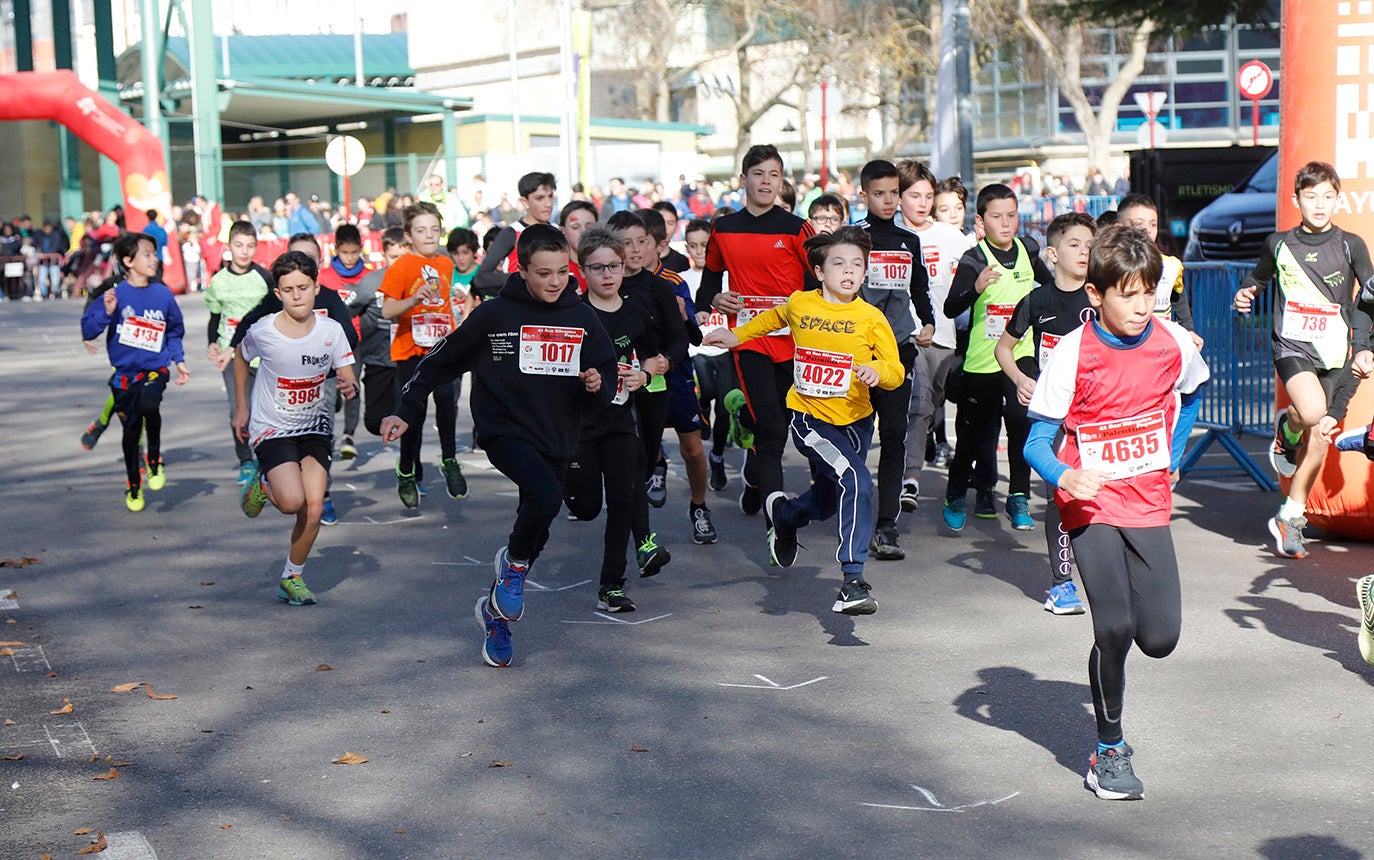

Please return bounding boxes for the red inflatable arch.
[1276,2,1374,538]
[0,69,189,290]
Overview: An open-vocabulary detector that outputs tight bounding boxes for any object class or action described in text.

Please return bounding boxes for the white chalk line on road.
[718,674,828,690]
[100,831,159,859]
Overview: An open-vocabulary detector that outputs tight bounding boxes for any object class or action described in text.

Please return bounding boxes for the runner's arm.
[906,236,935,328]
[1024,418,1068,487]
[1238,234,1280,295]
[1171,389,1203,471]
[207,314,221,346]
[394,315,481,427]
[472,227,517,295]
[79,295,112,340]
[944,252,984,318]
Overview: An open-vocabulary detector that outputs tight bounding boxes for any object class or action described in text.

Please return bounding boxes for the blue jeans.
[779,412,875,577]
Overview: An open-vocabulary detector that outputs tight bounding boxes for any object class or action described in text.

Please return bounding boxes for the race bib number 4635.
[1077,410,1170,481]
[519,325,584,376]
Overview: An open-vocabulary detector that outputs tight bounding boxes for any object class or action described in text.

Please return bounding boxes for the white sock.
[1278,498,1305,520]
[282,560,304,580]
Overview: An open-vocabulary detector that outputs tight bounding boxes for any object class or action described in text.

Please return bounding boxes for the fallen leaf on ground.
[112,761,132,767]
[394,829,406,834]
[0,558,40,568]
[74,827,93,835]
[0,752,24,761]
[46,672,56,678]
[220,824,231,829]
[40,855,51,860]
[630,745,649,752]
[75,831,106,854]
[200,581,215,586]
[104,755,113,763]
[145,686,177,700]
[88,754,99,762]
[0,648,11,657]
[0,641,23,647]
[332,751,367,765]
[4,618,15,624]
[315,664,332,671]
[92,768,120,781]
[188,605,203,610]
[110,682,142,693]
[380,709,391,714]
[3,719,14,725]
[487,760,512,768]
[49,698,73,715]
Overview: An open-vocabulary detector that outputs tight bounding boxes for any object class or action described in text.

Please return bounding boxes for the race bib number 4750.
[1077,410,1170,481]
[519,325,584,376]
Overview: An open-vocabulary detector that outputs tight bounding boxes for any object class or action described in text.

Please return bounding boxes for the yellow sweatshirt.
[733,290,904,426]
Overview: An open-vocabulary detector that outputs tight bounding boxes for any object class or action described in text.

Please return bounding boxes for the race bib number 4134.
[118,316,166,352]
[519,325,584,376]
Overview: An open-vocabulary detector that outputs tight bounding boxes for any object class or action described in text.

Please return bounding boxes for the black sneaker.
[739,482,762,516]
[637,533,671,577]
[832,578,877,615]
[596,587,636,613]
[899,479,919,512]
[709,454,727,492]
[441,457,467,499]
[81,419,108,451]
[766,492,798,567]
[1268,409,1299,478]
[1085,744,1144,800]
[870,525,905,561]
[647,463,667,508]
[691,506,718,545]
[974,490,997,518]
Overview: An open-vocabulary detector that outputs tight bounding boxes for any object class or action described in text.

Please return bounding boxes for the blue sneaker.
[320,497,337,526]
[237,460,256,485]
[489,546,528,621]
[1006,493,1033,530]
[475,596,512,667]
[943,496,966,531]
[1045,581,1086,615]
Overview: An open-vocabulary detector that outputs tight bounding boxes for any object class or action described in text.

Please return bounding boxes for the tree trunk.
[733,44,753,172]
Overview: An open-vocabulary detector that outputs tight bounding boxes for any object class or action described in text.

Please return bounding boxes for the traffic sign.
[325,135,366,177]
[1136,120,1168,148]
[1133,91,1167,117]
[1237,60,1273,101]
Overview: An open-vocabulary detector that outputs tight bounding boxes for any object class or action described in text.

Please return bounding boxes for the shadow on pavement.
[952,666,1092,776]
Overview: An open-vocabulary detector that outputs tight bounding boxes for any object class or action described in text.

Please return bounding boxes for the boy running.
[316,223,371,459]
[1025,224,1209,800]
[234,252,358,606]
[472,172,558,300]
[1117,194,1201,350]
[1235,161,1374,559]
[380,225,616,667]
[703,226,903,615]
[996,212,1097,615]
[80,232,190,511]
[683,217,738,492]
[347,227,407,439]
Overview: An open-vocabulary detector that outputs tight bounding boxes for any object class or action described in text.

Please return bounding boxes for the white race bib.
[735,295,789,336]
[519,325,584,376]
[792,347,853,398]
[1280,299,1340,343]
[922,246,941,280]
[412,313,452,348]
[867,250,912,290]
[984,304,1016,339]
[1077,410,1170,481]
[1038,331,1062,369]
[118,316,166,352]
[274,372,326,414]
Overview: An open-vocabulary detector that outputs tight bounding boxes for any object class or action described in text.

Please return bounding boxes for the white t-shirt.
[898,219,973,350]
[684,268,732,358]
[239,312,356,448]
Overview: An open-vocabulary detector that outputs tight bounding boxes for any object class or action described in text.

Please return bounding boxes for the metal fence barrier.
[1177,261,1277,490]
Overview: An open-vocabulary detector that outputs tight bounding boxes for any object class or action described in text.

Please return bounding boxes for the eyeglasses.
[584,261,625,275]
[811,214,843,225]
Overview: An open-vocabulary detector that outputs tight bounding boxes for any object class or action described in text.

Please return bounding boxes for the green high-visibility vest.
[965,238,1036,373]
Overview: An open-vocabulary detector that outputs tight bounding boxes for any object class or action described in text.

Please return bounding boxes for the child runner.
[381,201,465,507]
[703,226,902,615]
[683,217,738,492]
[564,227,660,611]
[807,194,847,235]
[1117,193,1202,350]
[347,227,407,440]
[928,176,977,468]
[380,224,616,667]
[205,221,273,482]
[652,200,691,272]
[316,223,371,459]
[995,212,1097,615]
[1234,161,1374,558]
[855,159,934,561]
[943,183,1055,531]
[558,200,599,290]
[1025,224,1209,800]
[79,232,190,511]
[79,273,123,451]
[472,172,557,300]
[234,251,358,606]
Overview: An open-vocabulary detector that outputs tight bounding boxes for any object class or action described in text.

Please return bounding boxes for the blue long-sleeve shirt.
[81,280,186,373]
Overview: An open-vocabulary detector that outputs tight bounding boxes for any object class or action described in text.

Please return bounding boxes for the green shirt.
[205,265,271,348]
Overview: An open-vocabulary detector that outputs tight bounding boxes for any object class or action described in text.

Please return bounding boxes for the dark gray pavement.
[2,294,1373,859]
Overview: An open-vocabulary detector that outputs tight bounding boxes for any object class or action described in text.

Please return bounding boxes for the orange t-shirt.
[380,253,455,361]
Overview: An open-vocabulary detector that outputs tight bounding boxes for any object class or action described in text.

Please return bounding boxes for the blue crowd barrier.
[1177,262,1278,490]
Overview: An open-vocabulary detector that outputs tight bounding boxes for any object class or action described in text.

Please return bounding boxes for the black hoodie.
[396,273,617,461]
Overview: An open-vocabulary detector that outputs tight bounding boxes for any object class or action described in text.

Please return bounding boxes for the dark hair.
[402,201,441,234]
[577,226,626,265]
[518,171,557,199]
[144,209,158,221]
[683,218,712,239]
[936,176,968,204]
[482,226,501,253]
[271,249,319,283]
[516,223,570,269]
[859,159,900,191]
[712,206,736,219]
[1096,210,1119,228]
[288,232,321,252]
[741,144,784,175]
[227,220,257,242]
[975,183,1017,216]
[380,226,408,250]
[1295,161,1341,195]
[334,223,362,247]
[779,179,797,211]
[808,193,848,220]
[651,201,678,219]
[638,206,668,243]
[1045,212,1098,247]
[558,199,598,226]
[606,210,647,234]
[1086,224,1161,295]
[446,227,478,254]
[895,159,937,193]
[1116,193,1158,215]
[804,225,872,271]
[112,231,155,265]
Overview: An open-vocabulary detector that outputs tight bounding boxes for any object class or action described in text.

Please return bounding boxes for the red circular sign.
[1238,60,1273,101]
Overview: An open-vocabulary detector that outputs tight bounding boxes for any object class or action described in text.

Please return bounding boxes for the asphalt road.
[2,294,1373,859]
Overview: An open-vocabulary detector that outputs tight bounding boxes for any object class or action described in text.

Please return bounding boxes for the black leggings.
[1044,484,1074,587]
[1069,524,1181,745]
[564,431,639,588]
[396,356,456,473]
[636,389,670,481]
[946,369,1031,498]
[362,364,397,437]
[734,349,793,498]
[870,342,916,525]
[483,436,568,564]
[111,370,167,487]
[694,352,737,456]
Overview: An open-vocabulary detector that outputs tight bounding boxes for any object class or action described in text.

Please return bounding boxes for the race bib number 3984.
[274,373,326,414]
[519,325,584,376]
